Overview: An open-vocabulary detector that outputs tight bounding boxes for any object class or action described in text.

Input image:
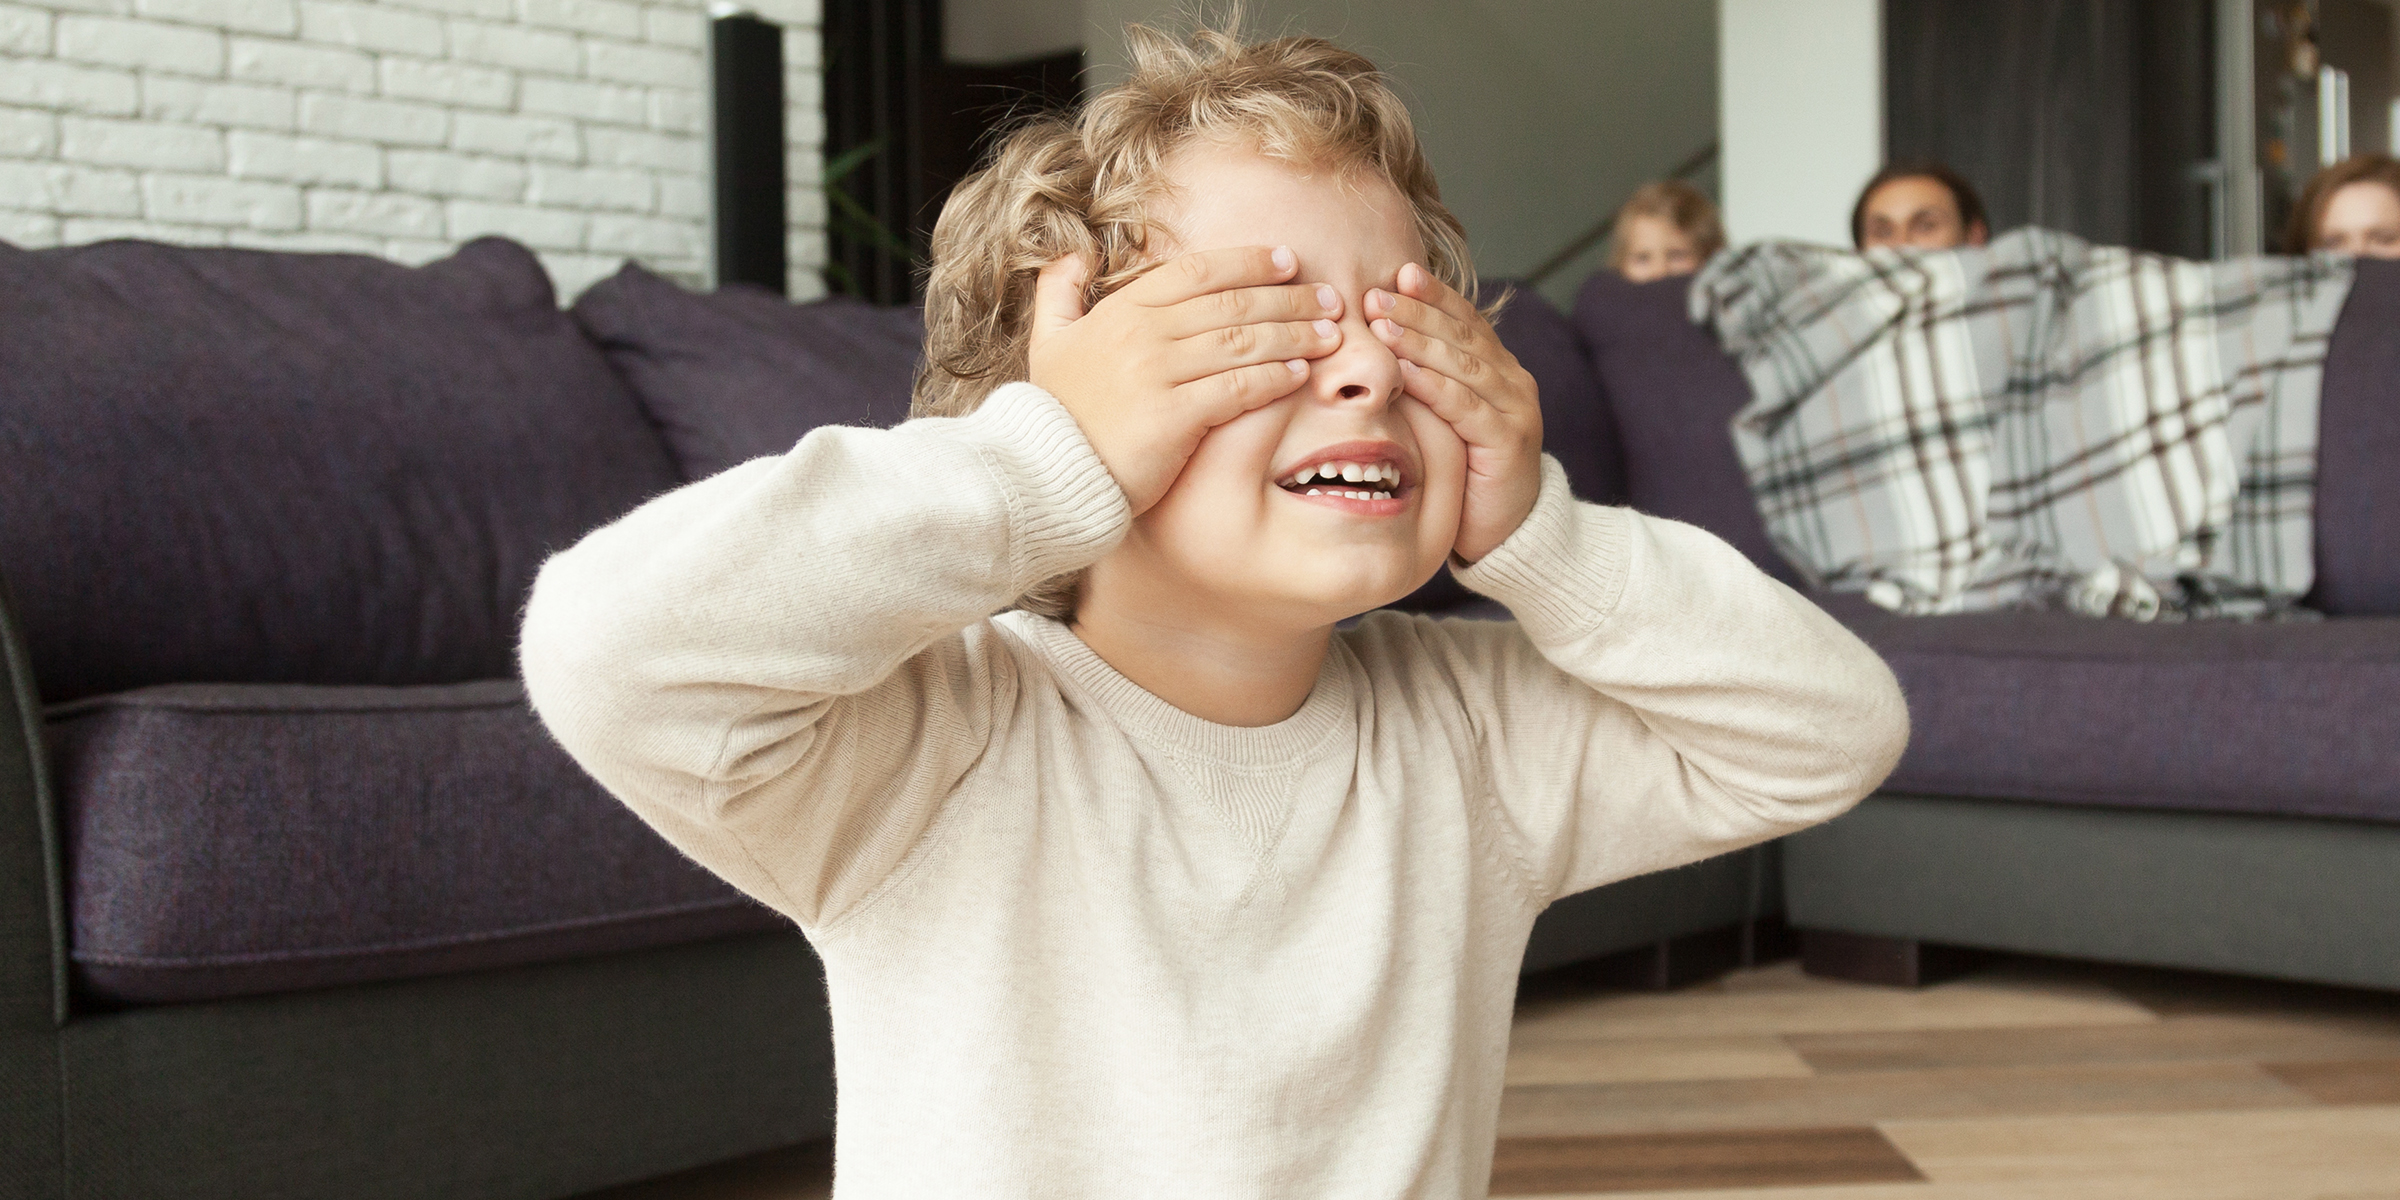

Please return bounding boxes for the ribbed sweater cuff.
[964,381,1132,593]
[1454,455,1633,644]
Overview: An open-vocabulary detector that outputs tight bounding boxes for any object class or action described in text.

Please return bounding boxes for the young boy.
[521,24,1907,1200]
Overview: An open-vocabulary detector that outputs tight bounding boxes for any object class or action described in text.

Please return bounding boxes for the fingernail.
[1285,358,1307,375]
[1366,288,1386,313]
[1374,318,1397,339]
[1313,318,1338,338]
[1272,246,1296,272]
[1399,359,1418,373]
[1316,283,1338,312]
[1401,263,1423,289]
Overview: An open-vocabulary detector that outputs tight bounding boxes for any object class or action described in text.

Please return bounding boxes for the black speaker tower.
[710,9,788,294]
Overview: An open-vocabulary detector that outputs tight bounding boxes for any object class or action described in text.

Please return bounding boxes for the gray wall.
[1084,0,1718,307]
[949,0,1084,64]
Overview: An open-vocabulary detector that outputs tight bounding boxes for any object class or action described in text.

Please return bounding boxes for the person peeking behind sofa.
[2287,154,2400,258]
[1852,160,1991,250]
[1610,180,1726,283]
[519,18,1908,1200]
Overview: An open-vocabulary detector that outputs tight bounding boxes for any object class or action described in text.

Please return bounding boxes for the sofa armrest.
[0,573,64,1026]
[0,570,67,1198]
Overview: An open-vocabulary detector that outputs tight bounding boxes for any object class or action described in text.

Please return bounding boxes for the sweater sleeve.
[518,383,1129,930]
[1446,456,1909,903]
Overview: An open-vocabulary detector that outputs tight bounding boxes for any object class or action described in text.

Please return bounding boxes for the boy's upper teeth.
[1288,460,1396,487]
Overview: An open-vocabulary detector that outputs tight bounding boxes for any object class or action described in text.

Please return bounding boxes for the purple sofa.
[1571,261,2400,991]
[0,236,1738,1200]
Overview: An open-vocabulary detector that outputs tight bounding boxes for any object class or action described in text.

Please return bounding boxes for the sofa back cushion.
[1496,282,1625,507]
[1571,271,1798,584]
[571,263,923,480]
[0,237,680,703]
[2311,257,2400,616]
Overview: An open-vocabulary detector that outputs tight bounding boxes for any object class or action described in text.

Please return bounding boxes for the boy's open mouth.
[1277,458,1405,502]
[1272,441,1414,512]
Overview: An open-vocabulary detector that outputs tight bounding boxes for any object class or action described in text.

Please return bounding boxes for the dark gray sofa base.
[1524,844,1780,976]
[36,931,831,1200]
[1785,793,2400,993]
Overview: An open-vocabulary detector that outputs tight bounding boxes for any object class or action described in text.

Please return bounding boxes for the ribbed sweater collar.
[998,612,1354,766]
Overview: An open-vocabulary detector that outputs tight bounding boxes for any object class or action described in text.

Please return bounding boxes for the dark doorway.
[821,1,1083,304]
[1885,0,2219,259]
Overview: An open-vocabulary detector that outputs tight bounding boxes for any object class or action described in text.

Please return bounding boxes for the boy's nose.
[1307,312,1404,407]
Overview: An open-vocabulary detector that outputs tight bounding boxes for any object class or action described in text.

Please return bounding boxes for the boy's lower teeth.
[1302,488,1393,500]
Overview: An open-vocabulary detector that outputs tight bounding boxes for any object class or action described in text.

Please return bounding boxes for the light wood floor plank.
[1497,1060,2315,1138]
[2263,1058,2400,1105]
[1489,1127,1922,1194]
[1505,1036,1816,1086]
[1790,1014,2400,1075]
[1533,1181,2400,1200]
[1882,1105,2400,1188]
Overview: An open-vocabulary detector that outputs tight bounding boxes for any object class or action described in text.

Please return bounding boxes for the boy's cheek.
[1399,399,1469,548]
[1399,399,1467,491]
[1155,405,1290,497]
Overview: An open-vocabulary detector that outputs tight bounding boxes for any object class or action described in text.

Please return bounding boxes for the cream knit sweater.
[520,382,1908,1199]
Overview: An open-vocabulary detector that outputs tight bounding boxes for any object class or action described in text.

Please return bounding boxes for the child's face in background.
[1089,144,1466,630]
[1616,214,1700,283]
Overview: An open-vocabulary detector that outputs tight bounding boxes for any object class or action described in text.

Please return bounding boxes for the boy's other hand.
[1028,246,1342,515]
[1368,264,1542,564]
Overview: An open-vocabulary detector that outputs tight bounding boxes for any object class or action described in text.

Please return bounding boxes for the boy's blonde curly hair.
[913,17,1478,619]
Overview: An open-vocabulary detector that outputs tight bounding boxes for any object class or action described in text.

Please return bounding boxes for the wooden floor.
[579,952,2400,1199]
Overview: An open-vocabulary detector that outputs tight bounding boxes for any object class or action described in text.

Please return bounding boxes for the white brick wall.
[0,0,827,300]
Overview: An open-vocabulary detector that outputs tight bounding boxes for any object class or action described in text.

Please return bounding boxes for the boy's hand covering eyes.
[1028,246,1341,516]
[1369,265,1544,565]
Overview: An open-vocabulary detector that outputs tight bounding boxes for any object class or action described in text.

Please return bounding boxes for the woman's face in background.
[2317,181,2400,258]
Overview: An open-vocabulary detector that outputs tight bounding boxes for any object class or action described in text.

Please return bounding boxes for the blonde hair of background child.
[913,18,1483,618]
[1607,179,1725,272]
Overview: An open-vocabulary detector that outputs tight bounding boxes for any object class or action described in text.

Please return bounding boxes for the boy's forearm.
[1457,458,1908,851]
[519,382,1128,791]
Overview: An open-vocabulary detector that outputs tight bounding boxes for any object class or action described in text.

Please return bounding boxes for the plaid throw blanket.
[1691,228,2353,619]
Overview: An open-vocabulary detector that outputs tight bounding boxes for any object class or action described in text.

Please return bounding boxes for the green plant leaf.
[829,188,918,258]
[822,139,884,186]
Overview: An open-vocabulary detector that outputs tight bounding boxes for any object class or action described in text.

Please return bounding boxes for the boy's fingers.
[1166,280,1342,338]
[1395,261,1484,326]
[1174,357,1310,425]
[1032,254,1094,336]
[1397,358,1498,436]
[1171,318,1341,382]
[1126,245,1298,308]
[1370,289,1484,354]
[1374,319,1500,400]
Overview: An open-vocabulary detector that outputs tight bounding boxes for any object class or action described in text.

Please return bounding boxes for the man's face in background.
[1859,176,1989,250]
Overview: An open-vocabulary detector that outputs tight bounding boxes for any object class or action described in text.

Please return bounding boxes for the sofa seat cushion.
[1829,596,2400,822]
[51,681,784,1005]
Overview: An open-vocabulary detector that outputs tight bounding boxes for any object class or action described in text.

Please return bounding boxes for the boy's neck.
[1068,597,1333,728]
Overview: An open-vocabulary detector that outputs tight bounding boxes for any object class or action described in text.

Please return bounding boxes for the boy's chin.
[1262,564,1446,624]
